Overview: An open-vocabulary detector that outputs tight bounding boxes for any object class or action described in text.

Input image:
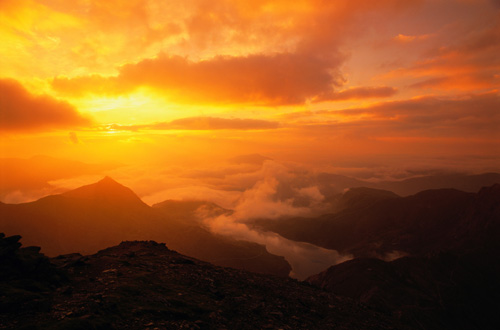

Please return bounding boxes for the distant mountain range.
[0,177,290,277]
[254,184,500,258]
[259,183,500,330]
[252,183,500,328]
[315,172,500,203]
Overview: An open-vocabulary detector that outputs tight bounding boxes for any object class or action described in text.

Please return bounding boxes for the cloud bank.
[107,116,280,131]
[0,79,91,132]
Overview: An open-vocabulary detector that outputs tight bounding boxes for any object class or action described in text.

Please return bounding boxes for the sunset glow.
[1,0,499,202]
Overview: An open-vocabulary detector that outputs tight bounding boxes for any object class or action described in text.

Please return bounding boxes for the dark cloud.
[395,14,500,92]
[343,93,500,132]
[53,53,343,105]
[0,79,91,132]
[107,116,280,131]
[410,73,500,91]
[293,92,500,138]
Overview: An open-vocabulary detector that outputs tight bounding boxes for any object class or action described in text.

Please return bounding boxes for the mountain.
[153,199,232,222]
[333,187,399,212]
[259,184,500,329]
[307,250,500,330]
[371,172,500,196]
[0,235,401,330]
[62,176,149,209]
[253,185,500,258]
[0,155,119,202]
[316,172,500,197]
[0,177,290,277]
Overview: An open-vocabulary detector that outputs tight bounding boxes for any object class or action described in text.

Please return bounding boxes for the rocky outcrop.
[1,237,402,330]
[0,233,66,317]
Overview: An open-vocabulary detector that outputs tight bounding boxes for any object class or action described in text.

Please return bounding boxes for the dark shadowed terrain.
[254,184,500,258]
[252,184,500,329]
[0,234,400,330]
[307,251,500,330]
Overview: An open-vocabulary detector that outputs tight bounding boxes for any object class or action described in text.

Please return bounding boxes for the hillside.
[0,234,400,330]
[254,185,500,258]
[0,177,290,277]
[307,250,500,330]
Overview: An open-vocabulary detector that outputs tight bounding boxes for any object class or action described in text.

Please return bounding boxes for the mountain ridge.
[61,176,149,209]
[253,183,498,258]
[0,178,291,277]
[0,234,401,329]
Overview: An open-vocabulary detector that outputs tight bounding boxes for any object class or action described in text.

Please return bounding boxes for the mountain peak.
[336,187,399,211]
[62,177,148,208]
[97,176,120,186]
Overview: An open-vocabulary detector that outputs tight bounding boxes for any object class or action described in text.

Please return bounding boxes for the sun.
[70,91,182,126]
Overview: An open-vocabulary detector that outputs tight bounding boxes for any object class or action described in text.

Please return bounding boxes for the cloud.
[205,215,352,280]
[53,53,344,105]
[388,11,500,92]
[393,33,431,43]
[195,159,353,279]
[410,74,499,91]
[205,160,332,220]
[48,0,420,106]
[315,86,398,102]
[107,116,280,131]
[0,79,91,132]
[228,154,272,165]
[292,92,500,138]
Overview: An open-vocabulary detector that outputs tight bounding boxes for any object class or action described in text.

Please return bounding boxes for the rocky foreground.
[0,234,402,330]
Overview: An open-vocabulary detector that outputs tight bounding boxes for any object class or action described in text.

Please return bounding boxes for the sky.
[1,0,500,198]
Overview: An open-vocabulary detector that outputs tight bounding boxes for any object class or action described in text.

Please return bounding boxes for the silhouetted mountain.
[153,199,232,222]
[302,184,500,329]
[316,172,500,197]
[0,155,119,202]
[334,187,399,212]
[371,172,500,196]
[316,173,366,194]
[307,251,500,330]
[0,178,290,277]
[0,237,401,329]
[249,184,500,328]
[254,184,500,258]
[62,176,149,209]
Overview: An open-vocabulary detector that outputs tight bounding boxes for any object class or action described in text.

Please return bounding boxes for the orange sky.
[1,0,500,179]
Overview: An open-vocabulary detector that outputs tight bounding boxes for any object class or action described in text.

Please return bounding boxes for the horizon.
[3,169,499,281]
[3,167,500,206]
